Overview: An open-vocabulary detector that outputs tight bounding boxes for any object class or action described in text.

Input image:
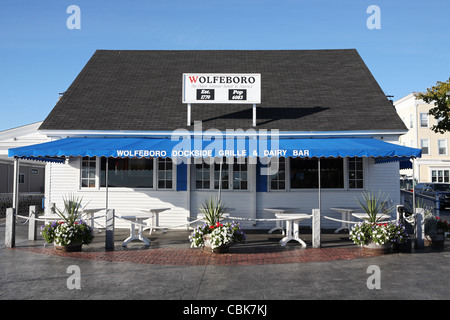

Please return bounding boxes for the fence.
[0,193,44,218]
[400,190,440,217]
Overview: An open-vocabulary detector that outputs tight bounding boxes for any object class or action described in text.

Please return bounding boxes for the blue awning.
[8,136,421,162]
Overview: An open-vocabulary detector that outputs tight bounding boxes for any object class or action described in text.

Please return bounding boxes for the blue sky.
[0,0,449,131]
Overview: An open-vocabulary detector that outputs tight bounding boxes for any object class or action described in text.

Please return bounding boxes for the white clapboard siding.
[190,190,256,229]
[47,158,190,229]
[256,159,401,230]
[46,157,401,231]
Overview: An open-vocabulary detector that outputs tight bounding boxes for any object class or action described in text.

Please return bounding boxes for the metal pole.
[218,157,223,202]
[252,104,256,127]
[412,158,416,217]
[318,158,321,213]
[12,157,20,213]
[105,158,109,210]
[187,103,191,126]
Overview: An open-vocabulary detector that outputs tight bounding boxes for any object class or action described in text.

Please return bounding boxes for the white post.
[5,208,15,248]
[312,208,321,248]
[187,103,191,126]
[28,205,37,241]
[415,207,425,249]
[252,104,256,127]
[105,209,115,251]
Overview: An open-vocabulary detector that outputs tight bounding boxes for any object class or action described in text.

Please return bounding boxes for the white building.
[9,50,421,229]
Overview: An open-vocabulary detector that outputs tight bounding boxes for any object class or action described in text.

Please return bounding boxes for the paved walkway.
[2,219,450,301]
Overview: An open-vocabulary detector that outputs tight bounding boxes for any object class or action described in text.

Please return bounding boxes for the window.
[431,169,450,183]
[81,156,96,188]
[290,158,344,189]
[194,157,247,191]
[438,139,447,155]
[100,158,154,188]
[195,161,210,190]
[409,114,413,128]
[233,158,248,190]
[421,139,429,155]
[348,157,364,189]
[420,113,428,127]
[19,173,25,184]
[214,158,229,190]
[269,157,286,190]
[157,157,173,189]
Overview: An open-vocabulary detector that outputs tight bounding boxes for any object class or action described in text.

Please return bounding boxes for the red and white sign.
[182,73,261,104]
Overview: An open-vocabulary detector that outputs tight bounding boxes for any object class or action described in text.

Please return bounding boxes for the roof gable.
[39,49,406,132]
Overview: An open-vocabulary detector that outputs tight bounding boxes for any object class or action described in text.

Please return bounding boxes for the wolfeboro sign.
[182,73,261,104]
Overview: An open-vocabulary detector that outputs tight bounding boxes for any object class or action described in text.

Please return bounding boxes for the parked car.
[420,183,450,210]
[413,183,426,193]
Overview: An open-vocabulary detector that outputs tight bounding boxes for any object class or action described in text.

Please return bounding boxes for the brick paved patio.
[15,228,388,265]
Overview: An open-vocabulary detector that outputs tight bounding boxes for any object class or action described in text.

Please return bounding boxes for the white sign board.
[182,73,261,104]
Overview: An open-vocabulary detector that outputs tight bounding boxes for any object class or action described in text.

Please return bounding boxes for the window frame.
[420,113,429,128]
[80,156,98,189]
[192,157,249,192]
[438,139,447,155]
[79,156,175,191]
[157,157,175,190]
[431,169,450,183]
[268,157,287,191]
[195,160,211,190]
[268,157,364,191]
[348,157,364,190]
[420,139,430,155]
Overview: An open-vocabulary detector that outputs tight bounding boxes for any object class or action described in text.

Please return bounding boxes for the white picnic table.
[118,208,170,247]
[275,213,312,247]
[137,207,171,234]
[329,207,360,233]
[264,207,299,234]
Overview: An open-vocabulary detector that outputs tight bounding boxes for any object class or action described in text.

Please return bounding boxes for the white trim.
[267,157,366,192]
[40,129,407,139]
[429,167,450,183]
[77,156,176,191]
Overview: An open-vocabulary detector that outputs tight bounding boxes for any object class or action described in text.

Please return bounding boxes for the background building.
[0,121,50,216]
[395,93,450,184]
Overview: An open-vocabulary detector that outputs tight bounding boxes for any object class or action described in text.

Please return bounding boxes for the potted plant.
[189,197,246,253]
[350,191,407,252]
[425,214,449,249]
[40,194,94,252]
[354,191,394,223]
[349,221,408,253]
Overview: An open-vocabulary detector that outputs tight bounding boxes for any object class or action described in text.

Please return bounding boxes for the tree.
[417,77,450,134]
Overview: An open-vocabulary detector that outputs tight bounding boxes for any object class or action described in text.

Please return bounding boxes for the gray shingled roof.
[39,49,406,132]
